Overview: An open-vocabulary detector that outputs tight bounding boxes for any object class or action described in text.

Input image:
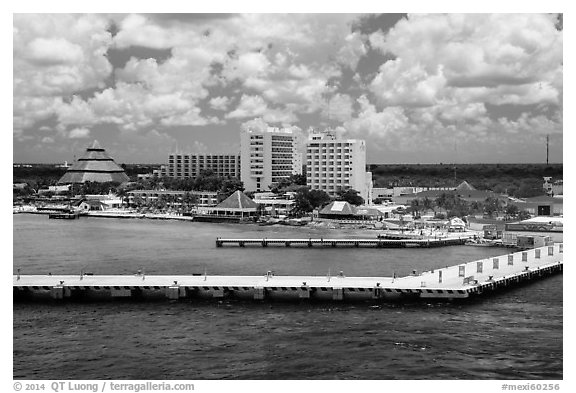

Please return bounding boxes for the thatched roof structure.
[319,201,357,218]
[215,191,258,211]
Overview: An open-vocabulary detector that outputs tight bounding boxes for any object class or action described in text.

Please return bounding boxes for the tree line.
[369,163,561,198]
[406,194,530,220]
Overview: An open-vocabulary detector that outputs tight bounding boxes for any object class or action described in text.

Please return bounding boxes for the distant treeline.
[13,164,160,187]
[368,163,562,198]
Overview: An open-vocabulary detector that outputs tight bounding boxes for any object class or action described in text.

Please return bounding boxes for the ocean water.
[13,214,563,379]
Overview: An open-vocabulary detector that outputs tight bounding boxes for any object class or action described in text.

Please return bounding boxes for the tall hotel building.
[240,127,303,192]
[162,153,241,179]
[306,131,372,204]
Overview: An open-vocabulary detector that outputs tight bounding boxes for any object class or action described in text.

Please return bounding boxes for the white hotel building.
[306,131,372,204]
[161,153,241,179]
[240,127,303,192]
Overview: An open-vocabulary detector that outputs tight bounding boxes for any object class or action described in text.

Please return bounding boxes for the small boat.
[49,211,79,219]
[465,239,495,247]
[48,208,80,219]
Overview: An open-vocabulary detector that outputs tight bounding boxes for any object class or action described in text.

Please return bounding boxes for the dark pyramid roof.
[90,140,103,149]
[215,191,258,210]
[58,140,129,184]
[455,181,476,191]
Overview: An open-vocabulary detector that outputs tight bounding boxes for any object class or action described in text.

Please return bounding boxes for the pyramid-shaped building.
[455,180,476,191]
[58,140,130,184]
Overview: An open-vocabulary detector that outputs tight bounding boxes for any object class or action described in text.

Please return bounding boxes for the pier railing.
[215,236,472,248]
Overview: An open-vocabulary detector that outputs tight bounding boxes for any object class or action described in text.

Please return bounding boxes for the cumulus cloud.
[226,95,268,119]
[13,13,563,163]
[337,31,368,70]
[209,96,230,111]
[223,52,271,80]
[68,127,91,139]
[241,118,269,133]
[14,14,113,97]
[369,14,562,108]
[226,94,298,124]
[26,38,85,65]
[343,95,409,138]
[14,13,362,136]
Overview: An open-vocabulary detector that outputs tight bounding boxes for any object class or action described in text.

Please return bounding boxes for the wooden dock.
[215,236,472,248]
[13,244,562,302]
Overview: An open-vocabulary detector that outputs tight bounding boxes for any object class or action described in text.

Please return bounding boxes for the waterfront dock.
[215,236,472,248]
[14,243,562,302]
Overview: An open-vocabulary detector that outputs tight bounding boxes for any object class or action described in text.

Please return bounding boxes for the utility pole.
[453,137,457,183]
[546,135,549,165]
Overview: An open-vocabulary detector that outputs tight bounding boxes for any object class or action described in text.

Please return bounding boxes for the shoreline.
[14,209,484,239]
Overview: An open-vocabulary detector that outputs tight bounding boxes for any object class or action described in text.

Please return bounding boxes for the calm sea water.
[13,214,562,380]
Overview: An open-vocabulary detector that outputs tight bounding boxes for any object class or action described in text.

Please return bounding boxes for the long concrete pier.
[215,236,472,248]
[14,244,562,302]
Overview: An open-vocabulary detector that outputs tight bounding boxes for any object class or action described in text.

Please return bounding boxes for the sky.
[12,13,563,164]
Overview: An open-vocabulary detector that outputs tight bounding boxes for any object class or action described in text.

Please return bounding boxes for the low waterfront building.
[354,206,385,220]
[161,153,241,179]
[543,177,563,196]
[252,192,296,216]
[48,185,71,193]
[82,194,124,209]
[58,140,129,184]
[198,190,259,219]
[372,188,393,201]
[374,204,408,219]
[127,190,219,207]
[448,217,467,232]
[318,201,357,219]
[76,199,106,211]
[13,183,28,190]
[392,181,502,205]
[510,196,563,216]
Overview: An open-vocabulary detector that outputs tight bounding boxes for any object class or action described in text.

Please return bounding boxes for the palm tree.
[423,197,433,213]
[116,188,128,208]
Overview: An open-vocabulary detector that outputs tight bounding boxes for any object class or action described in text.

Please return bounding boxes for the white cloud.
[113,14,185,50]
[209,96,230,111]
[438,103,487,123]
[343,95,409,139]
[160,109,222,127]
[370,60,447,107]
[69,127,91,139]
[26,38,84,65]
[369,14,562,108]
[13,13,563,163]
[226,95,268,119]
[337,31,368,70]
[14,14,113,97]
[226,94,298,124]
[223,52,271,81]
[13,96,62,131]
[241,118,269,133]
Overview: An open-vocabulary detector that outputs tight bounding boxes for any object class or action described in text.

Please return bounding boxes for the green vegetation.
[405,192,530,220]
[292,188,331,216]
[368,163,562,198]
[128,170,244,202]
[336,189,364,206]
[269,174,307,193]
